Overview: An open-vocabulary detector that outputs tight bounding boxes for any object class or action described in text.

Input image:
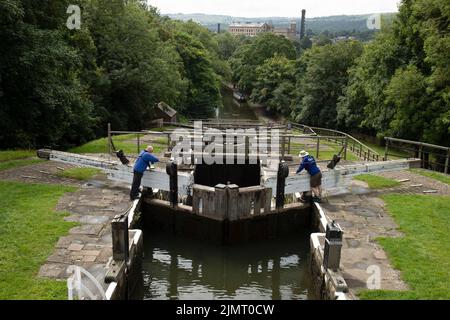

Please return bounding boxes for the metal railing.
[385,137,450,174]
[291,124,382,162]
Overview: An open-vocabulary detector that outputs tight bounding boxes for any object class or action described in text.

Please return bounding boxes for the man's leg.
[130,171,143,200]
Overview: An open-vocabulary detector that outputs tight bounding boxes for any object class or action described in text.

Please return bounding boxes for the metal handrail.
[291,123,381,161]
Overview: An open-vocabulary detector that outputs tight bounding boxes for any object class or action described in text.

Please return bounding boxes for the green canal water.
[142,231,312,300]
[140,88,310,300]
[216,87,259,120]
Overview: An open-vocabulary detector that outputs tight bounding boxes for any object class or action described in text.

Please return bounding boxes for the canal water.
[142,231,312,300]
[217,87,259,120]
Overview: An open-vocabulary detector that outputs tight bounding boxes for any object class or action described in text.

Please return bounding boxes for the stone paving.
[38,175,131,288]
[321,170,450,299]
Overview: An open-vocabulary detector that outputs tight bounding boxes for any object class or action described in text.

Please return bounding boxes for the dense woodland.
[0,0,226,149]
[0,0,448,150]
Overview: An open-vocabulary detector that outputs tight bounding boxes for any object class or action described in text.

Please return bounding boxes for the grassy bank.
[0,150,44,172]
[354,174,401,189]
[0,181,77,299]
[69,133,166,155]
[57,168,101,181]
[359,194,450,300]
[410,169,450,186]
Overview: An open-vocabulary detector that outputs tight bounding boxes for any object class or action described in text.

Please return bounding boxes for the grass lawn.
[0,181,78,300]
[361,140,410,160]
[56,168,101,181]
[0,150,44,172]
[410,169,450,186]
[0,159,44,172]
[354,174,401,189]
[69,134,165,155]
[0,150,35,162]
[290,141,359,161]
[359,194,450,300]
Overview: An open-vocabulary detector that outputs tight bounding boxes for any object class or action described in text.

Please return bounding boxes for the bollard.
[111,214,129,262]
[276,162,289,209]
[166,161,178,207]
[323,221,343,270]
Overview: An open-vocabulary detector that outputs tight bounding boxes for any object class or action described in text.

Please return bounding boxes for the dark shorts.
[310,172,322,188]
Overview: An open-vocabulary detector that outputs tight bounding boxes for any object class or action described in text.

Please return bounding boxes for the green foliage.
[251,56,296,115]
[230,33,297,92]
[338,0,450,146]
[1,0,226,149]
[291,41,363,128]
[0,181,78,299]
[354,174,401,189]
[57,167,101,181]
[359,194,450,300]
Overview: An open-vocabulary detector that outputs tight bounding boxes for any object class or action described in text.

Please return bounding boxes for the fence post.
[108,123,112,155]
[343,136,348,160]
[276,162,289,210]
[384,139,389,161]
[137,134,140,155]
[445,150,449,175]
[316,137,320,159]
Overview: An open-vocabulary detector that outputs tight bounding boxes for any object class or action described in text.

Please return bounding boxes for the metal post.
[108,123,112,155]
[276,162,289,210]
[323,221,343,271]
[137,134,140,155]
[384,139,389,161]
[167,133,171,151]
[419,145,424,168]
[281,135,286,159]
[343,136,348,160]
[166,161,178,207]
[445,150,449,175]
[287,137,291,155]
[316,137,320,159]
[111,214,129,261]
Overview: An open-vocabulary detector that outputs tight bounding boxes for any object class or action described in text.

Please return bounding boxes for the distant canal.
[217,87,259,120]
[141,230,312,300]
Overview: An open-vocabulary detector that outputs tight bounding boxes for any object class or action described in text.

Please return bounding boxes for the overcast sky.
[147,0,401,18]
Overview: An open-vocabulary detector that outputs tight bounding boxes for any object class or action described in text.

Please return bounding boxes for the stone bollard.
[323,221,343,271]
[111,214,129,262]
[166,161,178,208]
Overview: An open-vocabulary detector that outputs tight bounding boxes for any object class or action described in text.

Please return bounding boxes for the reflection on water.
[142,231,312,300]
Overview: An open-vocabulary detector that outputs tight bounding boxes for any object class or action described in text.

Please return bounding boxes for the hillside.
[165,12,397,34]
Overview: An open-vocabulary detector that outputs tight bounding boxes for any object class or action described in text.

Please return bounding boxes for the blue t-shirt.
[133,151,159,173]
[296,155,321,176]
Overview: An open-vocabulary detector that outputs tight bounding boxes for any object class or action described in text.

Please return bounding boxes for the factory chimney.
[300,9,306,40]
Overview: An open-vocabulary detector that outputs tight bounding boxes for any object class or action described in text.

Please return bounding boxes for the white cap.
[299,150,309,158]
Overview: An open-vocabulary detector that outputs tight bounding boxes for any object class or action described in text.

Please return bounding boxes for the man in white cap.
[296,150,322,202]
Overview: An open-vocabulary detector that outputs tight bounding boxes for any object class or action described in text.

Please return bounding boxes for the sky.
[146,0,401,18]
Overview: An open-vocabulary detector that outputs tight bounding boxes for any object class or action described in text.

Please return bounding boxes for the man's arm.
[142,153,159,164]
[296,161,305,174]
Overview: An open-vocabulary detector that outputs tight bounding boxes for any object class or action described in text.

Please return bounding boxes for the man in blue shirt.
[296,150,322,203]
[130,145,159,200]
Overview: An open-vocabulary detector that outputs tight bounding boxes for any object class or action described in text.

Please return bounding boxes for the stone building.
[229,22,273,37]
[273,20,298,40]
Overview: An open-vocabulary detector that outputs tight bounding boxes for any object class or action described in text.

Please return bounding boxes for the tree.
[291,41,363,128]
[230,33,297,92]
[251,56,296,115]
